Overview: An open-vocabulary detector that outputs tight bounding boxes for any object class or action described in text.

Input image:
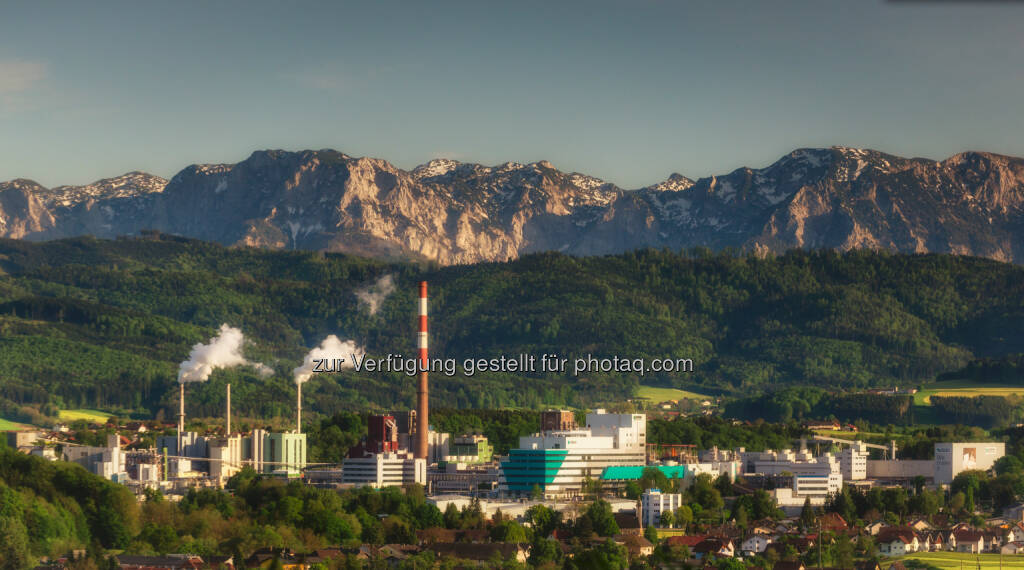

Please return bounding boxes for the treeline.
[724,387,913,424]
[2,236,1024,418]
[938,354,1024,384]
[647,416,806,451]
[930,396,1020,429]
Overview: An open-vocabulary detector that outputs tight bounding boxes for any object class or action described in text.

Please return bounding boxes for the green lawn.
[58,409,114,423]
[635,385,712,402]
[914,380,1024,405]
[895,551,1023,569]
[0,418,30,430]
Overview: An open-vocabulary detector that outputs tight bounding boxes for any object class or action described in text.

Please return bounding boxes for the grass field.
[0,418,29,430]
[58,409,114,423]
[914,380,1024,405]
[635,385,711,402]
[896,551,1024,569]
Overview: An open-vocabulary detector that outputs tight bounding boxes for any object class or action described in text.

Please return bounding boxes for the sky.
[1,0,1023,189]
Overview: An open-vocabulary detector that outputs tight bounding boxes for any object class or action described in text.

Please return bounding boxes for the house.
[953,529,985,553]
[876,528,920,556]
[866,520,888,536]
[855,562,881,570]
[926,531,944,552]
[820,513,848,532]
[615,534,654,558]
[1002,541,1024,555]
[377,544,421,563]
[426,543,527,565]
[613,512,642,536]
[693,537,734,559]
[665,535,707,550]
[1004,503,1024,523]
[802,420,840,431]
[741,534,773,555]
[983,531,1003,552]
[908,518,932,532]
[116,556,204,570]
[772,562,806,570]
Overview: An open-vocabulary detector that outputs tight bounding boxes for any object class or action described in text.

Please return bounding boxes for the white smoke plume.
[355,274,395,316]
[293,335,364,385]
[178,324,272,383]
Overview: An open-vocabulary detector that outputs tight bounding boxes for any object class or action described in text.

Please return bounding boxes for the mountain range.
[3,146,1024,264]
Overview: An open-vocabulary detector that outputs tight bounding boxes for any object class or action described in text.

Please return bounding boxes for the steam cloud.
[355,274,395,316]
[178,324,273,383]
[293,335,364,385]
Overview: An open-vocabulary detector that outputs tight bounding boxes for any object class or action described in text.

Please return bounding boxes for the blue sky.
[2,0,1022,188]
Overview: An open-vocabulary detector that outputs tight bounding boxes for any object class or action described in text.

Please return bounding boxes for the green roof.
[600,465,686,481]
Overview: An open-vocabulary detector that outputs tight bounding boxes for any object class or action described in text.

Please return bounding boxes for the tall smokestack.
[297,382,303,434]
[416,281,429,460]
[177,383,185,454]
[226,383,231,435]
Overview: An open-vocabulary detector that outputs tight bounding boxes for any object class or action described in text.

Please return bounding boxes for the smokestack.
[297,382,302,434]
[416,281,429,460]
[177,383,185,455]
[226,383,231,435]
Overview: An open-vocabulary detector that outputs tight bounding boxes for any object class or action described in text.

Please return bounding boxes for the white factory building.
[63,434,128,482]
[498,410,646,498]
[341,452,427,488]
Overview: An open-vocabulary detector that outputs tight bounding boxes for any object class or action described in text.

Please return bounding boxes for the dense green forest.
[0,235,1022,424]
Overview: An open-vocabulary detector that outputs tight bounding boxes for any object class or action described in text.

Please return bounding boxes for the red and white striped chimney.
[416,281,429,460]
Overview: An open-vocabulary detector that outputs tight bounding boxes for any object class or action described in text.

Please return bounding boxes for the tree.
[640,467,670,492]
[530,484,544,500]
[643,525,659,546]
[443,502,461,529]
[528,536,563,567]
[569,539,628,570]
[624,481,642,500]
[0,517,30,570]
[675,505,693,531]
[526,504,560,538]
[585,500,620,537]
[659,510,675,529]
[734,505,749,529]
[800,497,815,529]
[490,520,527,543]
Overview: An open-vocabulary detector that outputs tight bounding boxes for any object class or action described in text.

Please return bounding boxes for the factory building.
[158,429,306,478]
[444,434,493,465]
[341,452,426,488]
[934,442,1005,485]
[498,410,646,498]
[64,434,128,482]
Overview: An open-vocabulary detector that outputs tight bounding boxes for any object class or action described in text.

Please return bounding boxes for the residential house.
[615,534,654,558]
[693,537,734,559]
[772,562,806,570]
[1002,541,1024,555]
[741,534,774,555]
[820,513,848,533]
[953,529,985,554]
[876,528,920,556]
[425,543,527,565]
[908,518,932,532]
[116,556,203,570]
[866,520,888,536]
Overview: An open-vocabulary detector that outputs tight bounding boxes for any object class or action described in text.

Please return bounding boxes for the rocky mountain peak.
[2,146,1024,264]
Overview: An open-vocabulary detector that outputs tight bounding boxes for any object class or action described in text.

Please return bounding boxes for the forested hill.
[0,234,1022,423]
